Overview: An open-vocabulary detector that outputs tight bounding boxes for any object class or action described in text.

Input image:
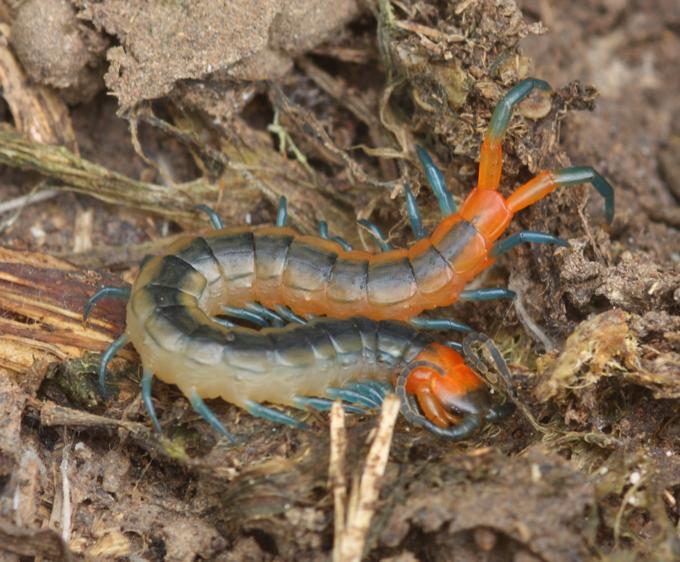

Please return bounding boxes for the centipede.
[86,78,614,439]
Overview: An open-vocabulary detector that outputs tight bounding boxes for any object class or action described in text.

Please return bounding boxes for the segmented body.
[128,245,488,413]
[89,78,614,438]
[141,218,488,324]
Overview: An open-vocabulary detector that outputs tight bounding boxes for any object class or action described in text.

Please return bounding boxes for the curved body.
[127,249,489,412]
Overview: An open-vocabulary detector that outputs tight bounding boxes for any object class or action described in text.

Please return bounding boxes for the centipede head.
[399,343,493,431]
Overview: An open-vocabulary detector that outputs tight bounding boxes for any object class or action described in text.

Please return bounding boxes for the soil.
[0,0,679,561]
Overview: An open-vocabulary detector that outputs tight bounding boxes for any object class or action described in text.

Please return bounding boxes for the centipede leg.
[506,167,615,223]
[221,305,269,327]
[276,196,287,227]
[246,303,285,326]
[292,396,366,414]
[491,231,568,257]
[275,305,307,325]
[189,388,236,442]
[344,381,386,407]
[443,340,464,352]
[459,288,516,301]
[319,220,353,251]
[83,286,131,322]
[194,204,224,229]
[141,369,162,432]
[403,183,426,239]
[213,317,236,328]
[98,333,129,398]
[410,316,473,333]
[357,219,392,251]
[244,400,308,428]
[415,146,457,215]
[325,387,379,409]
[478,78,551,191]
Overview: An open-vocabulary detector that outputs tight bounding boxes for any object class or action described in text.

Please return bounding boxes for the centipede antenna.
[553,166,615,224]
[189,388,237,442]
[194,204,224,229]
[245,400,308,428]
[403,183,426,239]
[292,396,366,415]
[276,196,288,227]
[274,305,306,325]
[415,146,457,216]
[221,305,268,327]
[459,288,516,301]
[141,369,162,433]
[491,231,569,257]
[487,78,551,141]
[98,333,129,399]
[246,303,284,326]
[357,219,392,251]
[83,286,131,322]
[410,316,473,333]
[326,387,380,409]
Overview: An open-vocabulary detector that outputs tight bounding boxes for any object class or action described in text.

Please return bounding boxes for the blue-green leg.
[189,388,236,442]
[491,231,568,257]
[444,340,464,353]
[98,333,129,399]
[415,146,457,216]
[357,219,392,251]
[319,220,353,251]
[246,303,284,326]
[276,196,287,227]
[214,317,236,329]
[244,400,308,429]
[292,396,366,415]
[275,305,307,325]
[403,183,426,239]
[325,387,379,409]
[459,288,516,301]
[553,167,615,224]
[487,78,551,140]
[194,204,224,229]
[83,286,130,322]
[410,316,473,333]
[221,306,269,327]
[345,382,385,408]
[141,369,162,432]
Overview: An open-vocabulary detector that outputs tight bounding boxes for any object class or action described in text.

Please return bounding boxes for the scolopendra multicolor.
[85,78,614,439]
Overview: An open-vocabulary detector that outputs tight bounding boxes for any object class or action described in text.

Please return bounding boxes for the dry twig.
[331,395,400,562]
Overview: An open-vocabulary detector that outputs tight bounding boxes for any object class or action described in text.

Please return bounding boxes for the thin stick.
[330,400,348,557]
[334,394,400,562]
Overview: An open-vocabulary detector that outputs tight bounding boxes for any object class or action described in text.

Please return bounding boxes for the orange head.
[401,343,493,429]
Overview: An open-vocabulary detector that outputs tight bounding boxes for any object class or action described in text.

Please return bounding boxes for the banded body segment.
[133,217,494,323]
[279,236,339,314]
[204,229,256,305]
